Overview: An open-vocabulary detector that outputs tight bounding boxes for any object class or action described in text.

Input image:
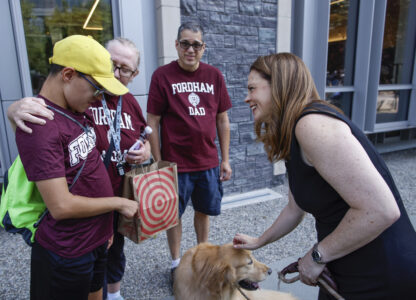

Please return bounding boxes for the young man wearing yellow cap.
[14,35,139,300]
[8,37,151,300]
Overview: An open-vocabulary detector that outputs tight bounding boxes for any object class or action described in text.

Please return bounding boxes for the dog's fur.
[174,243,297,300]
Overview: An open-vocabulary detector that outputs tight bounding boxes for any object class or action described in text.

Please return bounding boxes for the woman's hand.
[233,233,262,250]
[125,140,151,165]
[298,247,326,286]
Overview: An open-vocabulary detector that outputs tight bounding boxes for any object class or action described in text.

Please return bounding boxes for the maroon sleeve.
[147,70,168,116]
[16,119,65,181]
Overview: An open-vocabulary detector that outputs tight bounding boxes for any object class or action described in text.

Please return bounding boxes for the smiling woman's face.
[244,70,272,122]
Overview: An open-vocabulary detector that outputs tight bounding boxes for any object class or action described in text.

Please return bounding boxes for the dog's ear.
[204,261,236,297]
[192,246,237,297]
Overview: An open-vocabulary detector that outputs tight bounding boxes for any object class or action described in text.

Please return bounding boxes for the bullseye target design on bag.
[133,167,179,240]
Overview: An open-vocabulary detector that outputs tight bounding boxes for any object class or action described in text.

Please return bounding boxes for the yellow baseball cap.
[49,35,128,96]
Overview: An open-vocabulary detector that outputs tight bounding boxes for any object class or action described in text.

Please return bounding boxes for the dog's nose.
[267,268,272,275]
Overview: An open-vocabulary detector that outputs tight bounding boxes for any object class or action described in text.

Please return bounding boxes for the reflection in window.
[326,92,353,118]
[327,0,358,87]
[379,0,414,84]
[21,0,114,95]
[376,90,410,123]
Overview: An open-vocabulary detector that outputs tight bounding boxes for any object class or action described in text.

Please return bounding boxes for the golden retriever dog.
[174,243,297,300]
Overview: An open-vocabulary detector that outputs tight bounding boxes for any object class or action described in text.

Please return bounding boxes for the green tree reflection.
[21,0,113,94]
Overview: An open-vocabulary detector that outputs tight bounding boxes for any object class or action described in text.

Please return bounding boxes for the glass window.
[326,92,353,118]
[379,0,414,84]
[21,0,114,95]
[327,0,358,87]
[376,89,410,123]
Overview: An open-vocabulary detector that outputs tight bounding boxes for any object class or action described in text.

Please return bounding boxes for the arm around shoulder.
[7,97,54,133]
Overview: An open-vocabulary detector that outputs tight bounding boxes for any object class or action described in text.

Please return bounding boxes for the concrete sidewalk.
[0,149,415,299]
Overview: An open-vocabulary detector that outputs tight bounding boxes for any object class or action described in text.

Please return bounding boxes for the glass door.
[20,0,114,95]
[325,0,359,118]
[376,0,415,124]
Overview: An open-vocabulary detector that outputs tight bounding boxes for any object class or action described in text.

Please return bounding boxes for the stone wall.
[180,0,284,195]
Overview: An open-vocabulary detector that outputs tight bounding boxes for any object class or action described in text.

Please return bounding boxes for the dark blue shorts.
[178,167,223,217]
[30,241,108,300]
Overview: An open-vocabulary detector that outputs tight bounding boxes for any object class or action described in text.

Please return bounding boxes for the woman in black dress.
[233,53,416,299]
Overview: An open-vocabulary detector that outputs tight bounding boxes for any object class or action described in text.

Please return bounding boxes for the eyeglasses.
[179,40,204,51]
[113,64,136,78]
[78,73,105,97]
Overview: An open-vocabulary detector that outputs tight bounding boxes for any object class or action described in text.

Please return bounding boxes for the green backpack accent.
[0,104,90,246]
[0,156,45,245]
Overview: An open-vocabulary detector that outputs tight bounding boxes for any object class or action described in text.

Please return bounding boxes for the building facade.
[1,0,415,196]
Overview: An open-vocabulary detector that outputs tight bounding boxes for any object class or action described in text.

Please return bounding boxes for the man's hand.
[7,97,54,133]
[118,198,139,219]
[220,160,232,181]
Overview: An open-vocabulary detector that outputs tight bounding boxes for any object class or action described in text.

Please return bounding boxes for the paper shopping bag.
[118,161,179,243]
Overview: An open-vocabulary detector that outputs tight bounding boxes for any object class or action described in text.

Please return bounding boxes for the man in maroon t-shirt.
[14,35,139,300]
[147,22,232,282]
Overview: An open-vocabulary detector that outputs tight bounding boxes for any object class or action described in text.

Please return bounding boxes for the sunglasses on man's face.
[179,40,204,51]
[78,73,105,98]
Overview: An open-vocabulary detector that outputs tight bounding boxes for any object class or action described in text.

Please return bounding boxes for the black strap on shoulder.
[103,97,122,169]
[34,105,90,228]
[46,105,88,189]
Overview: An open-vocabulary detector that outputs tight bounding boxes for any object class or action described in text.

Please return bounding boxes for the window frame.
[292,0,416,135]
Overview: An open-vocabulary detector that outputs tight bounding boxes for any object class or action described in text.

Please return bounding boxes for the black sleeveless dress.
[285,103,416,300]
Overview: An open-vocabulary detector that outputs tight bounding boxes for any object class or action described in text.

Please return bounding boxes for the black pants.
[30,241,108,300]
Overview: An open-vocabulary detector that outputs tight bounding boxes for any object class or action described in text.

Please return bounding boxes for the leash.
[235,284,250,300]
[278,261,345,300]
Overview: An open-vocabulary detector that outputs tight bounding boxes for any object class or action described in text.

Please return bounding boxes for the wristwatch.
[311,243,326,264]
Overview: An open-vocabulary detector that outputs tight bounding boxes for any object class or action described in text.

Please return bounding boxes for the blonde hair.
[106,37,140,68]
[250,53,320,162]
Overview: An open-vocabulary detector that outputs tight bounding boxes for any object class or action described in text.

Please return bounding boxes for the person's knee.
[194,211,209,220]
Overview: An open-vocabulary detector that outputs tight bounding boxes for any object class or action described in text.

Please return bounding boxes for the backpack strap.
[34,105,90,228]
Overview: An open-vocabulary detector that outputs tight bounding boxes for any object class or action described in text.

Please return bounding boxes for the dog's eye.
[248,259,253,265]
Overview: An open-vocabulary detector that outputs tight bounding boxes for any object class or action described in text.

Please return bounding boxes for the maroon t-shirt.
[87,93,147,195]
[16,98,113,258]
[147,61,232,172]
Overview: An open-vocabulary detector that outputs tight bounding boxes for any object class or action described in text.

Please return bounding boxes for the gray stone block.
[239,121,255,133]
[223,185,241,195]
[229,145,247,163]
[235,35,259,52]
[208,48,238,64]
[262,2,277,17]
[230,107,251,123]
[239,131,257,143]
[226,64,251,83]
[224,36,235,48]
[204,33,225,48]
[210,12,232,24]
[181,0,197,15]
[259,27,276,44]
[197,0,224,12]
[239,2,262,15]
[247,142,265,155]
